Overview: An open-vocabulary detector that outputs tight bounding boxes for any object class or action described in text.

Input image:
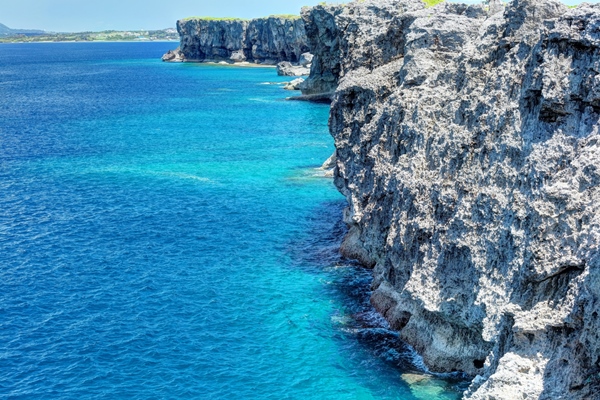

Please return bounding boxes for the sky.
[0,0,327,32]
[0,0,598,33]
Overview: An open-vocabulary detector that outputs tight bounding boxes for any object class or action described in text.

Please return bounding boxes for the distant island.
[0,22,44,37]
[0,23,178,43]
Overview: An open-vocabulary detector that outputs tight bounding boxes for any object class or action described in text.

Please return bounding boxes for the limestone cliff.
[163,16,309,64]
[316,0,600,398]
[300,1,424,99]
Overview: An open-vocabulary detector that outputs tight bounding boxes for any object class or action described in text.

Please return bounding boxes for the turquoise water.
[0,42,465,399]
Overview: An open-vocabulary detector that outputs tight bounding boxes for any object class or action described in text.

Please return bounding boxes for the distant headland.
[0,23,178,43]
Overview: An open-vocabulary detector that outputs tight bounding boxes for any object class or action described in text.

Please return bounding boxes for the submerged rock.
[316,0,600,398]
[163,16,309,64]
[299,4,342,99]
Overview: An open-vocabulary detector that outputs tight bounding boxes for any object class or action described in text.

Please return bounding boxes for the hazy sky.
[1,0,596,33]
[0,0,326,32]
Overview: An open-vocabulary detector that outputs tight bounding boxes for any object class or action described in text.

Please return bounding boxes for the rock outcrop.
[321,0,600,398]
[299,5,343,99]
[283,77,305,90]
[276,61,310,77]
[277,52,313,76]
[164,16,310,64]
[300,1,424,99]
[161,49,184,62]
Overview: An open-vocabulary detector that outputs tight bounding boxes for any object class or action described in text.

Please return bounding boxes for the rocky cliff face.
[165,16,309,64]
[319,0,600,398]
[299,5,342,98]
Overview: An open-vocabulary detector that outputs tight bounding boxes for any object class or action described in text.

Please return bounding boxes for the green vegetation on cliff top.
[423,0,445,7]
[182,14,300,22]
[181,16,248,22]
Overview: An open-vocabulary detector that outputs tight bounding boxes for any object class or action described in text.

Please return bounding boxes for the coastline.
[3,42,438,398]
[0,40,180,44]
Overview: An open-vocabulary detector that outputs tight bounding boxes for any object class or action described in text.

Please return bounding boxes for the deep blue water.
[0,42,464,399]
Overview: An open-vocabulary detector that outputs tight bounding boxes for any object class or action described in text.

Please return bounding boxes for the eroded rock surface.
[161,49,184,62]
[322,0,600,398]
[276,61,310,77]
[284,77,305,90]
[299,4,343,98]
[164,16,309,64]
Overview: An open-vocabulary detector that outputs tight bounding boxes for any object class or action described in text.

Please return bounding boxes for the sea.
[0,42,466,399]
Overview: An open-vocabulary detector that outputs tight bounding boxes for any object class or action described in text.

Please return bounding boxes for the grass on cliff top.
[268,14,301,19]
[181,16,249,22]
[423,0,445,7]
[181,15,299,22]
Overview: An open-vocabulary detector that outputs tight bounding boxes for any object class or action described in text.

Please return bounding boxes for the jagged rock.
[299,52,313,67]
[299,5,342,99]
[229,50,245,62]
[163,16,309,64]
[284,78,305,90]
[276,61,310,77]
[275,52,313,76]
[318,0,600,398]
[161,48,184,62]
[321,152,336,170]
[300,0,423,99]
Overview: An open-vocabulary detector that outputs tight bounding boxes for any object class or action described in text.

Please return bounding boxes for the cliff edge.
[163,16,309,65]
[320,0,600,398]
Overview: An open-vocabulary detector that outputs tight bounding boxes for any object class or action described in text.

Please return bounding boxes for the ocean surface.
[0,42,465,399]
